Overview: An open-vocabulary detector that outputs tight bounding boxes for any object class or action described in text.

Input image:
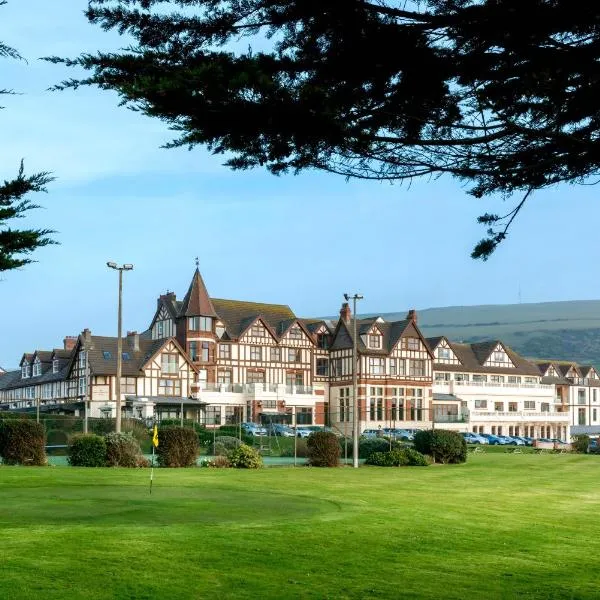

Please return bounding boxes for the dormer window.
[289,326,302,340]
[33,361,41,377]
[21,364,30,379]
[250,323,264,337]
[493,351,505,362]
[438,348,450,359]
[78,351,87,369]
[368,334,382,349]
[403,338,419,351]
[317,333,329,349]
[52,359,60,374]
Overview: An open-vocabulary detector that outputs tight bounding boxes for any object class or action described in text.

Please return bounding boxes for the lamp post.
[344,293,363,468]
[107,261,133,433]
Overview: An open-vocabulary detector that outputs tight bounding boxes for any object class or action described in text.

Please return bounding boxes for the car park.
[295,427,313,438]
[361,429,383,439]
[267,424,295,437]
[241,422,268,436]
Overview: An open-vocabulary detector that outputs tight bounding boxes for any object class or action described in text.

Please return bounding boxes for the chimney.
[82,328,92,348]
[407,309,417,324]
[63,336,77,351]
[158,291,176,309]
[340,302,351,322]
[127,331,140,352]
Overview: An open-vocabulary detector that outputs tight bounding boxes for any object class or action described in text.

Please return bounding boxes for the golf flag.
[152,424,159,448]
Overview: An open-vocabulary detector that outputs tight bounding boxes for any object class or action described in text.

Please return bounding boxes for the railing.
[469,410,568,419]
[196,383,315,396]
[435,380,552,390]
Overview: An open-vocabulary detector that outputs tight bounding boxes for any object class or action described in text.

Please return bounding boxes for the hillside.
[357,300,600,367]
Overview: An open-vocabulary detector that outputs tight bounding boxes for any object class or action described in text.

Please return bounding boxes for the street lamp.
[344,293,363,468]
[107,261,133,433]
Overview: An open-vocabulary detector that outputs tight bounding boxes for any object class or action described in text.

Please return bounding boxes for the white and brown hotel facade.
[3,265,600,440]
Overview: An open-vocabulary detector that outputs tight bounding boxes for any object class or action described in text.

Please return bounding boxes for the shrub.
[572,435,590,454]
[200,455,231,468]
[68,434,106,467]
[414,429,467,464]
[280,438,308,457]
[210,435,242,456]
[156,426,199,467]
[346,437,392,459]
[307,431,340,467]
[0,419,46,466]
[105,432,144,467]
[227,444,263,468]
[365,447,429,467]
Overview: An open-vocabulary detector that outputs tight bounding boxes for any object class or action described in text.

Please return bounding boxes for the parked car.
[241,422,267,436]
[463,432,488,445]
[267,424,295,437]
[481,433,506,445]
[296,428,313,438]
[504,436,525,446]
[360,429,383,439]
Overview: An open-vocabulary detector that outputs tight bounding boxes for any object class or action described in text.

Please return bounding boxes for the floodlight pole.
[107,262,133,433]
[345,293,363,469]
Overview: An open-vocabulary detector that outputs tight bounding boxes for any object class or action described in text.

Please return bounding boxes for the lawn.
[1,454,600,599]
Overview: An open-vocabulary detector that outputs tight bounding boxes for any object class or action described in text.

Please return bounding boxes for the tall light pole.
[107,261,133,433]
[344,293,363,468]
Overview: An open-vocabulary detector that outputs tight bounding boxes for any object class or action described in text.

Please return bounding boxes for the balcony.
[192,382,316,402]
[435,380,552,390]
[468,410,569,423]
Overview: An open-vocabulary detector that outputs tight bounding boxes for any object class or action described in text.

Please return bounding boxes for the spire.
[179,265,218,318]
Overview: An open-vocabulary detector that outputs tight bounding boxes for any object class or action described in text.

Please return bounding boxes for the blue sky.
[1,1,599,368]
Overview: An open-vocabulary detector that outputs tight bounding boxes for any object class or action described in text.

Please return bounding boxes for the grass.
[2,455,600,599]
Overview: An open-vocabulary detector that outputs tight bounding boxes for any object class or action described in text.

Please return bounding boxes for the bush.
[227,444,263,468]
[156,426,199,467]
[68,434,106,467]
[307,431,340,467]
[210,435,242,456]
[365,447,429,467]
[200,455,231,468]
[280,438,308,458]
[414,429,467,464]
[105,432,144,467]
[0,419,46,466]
[572,435,590,454]
[346,437,392,459]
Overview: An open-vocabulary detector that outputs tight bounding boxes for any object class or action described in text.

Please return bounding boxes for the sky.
[1,1,599,368]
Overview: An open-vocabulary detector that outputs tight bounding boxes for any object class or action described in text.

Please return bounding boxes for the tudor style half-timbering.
[328,305,434,434]
[429,338,569,439]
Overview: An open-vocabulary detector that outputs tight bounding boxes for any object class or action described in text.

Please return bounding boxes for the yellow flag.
[152,424,159,448]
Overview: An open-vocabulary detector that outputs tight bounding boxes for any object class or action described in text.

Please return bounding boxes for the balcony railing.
[196,383,315,396]
[435,380,552,390]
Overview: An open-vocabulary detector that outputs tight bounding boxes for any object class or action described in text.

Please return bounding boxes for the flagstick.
[150,443,155,495]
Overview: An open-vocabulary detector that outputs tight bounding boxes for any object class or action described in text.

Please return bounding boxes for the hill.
[354,300,600,367]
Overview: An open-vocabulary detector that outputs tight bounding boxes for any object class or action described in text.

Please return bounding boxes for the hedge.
[227,444,263,468]
[0,419,46,465]
[366,447,429,467]
[156,426,199,467]
[307,431,340,467]
[414,429,467,464]
[105,432,147,467]
[68,434,107,467]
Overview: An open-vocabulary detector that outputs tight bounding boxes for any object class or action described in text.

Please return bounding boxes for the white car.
[241,423,267,436]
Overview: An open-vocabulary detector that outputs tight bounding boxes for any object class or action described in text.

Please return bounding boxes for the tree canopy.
[50,0,600,258]
[1,1,54,273]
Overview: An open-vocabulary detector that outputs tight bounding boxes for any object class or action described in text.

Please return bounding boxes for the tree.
[1,1,54,273]
[49,1,600,258]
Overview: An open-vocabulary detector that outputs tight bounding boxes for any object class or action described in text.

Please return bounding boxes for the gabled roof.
[178,268,218,318]
[425,336,445,352]
[299,319,332,335]
[211,298,296,341]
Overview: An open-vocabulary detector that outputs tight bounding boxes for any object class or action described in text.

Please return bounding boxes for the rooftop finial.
[195,256,199,268]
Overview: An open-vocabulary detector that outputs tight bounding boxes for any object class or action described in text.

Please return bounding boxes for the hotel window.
[332,358,343,377]
[161,354,178,375]
[52,359,60,374]
[368,334,382,349]
[270,347,281,362]
[391,388,405,420]
[286,372,303,387]
[594,390,598,402]
[438,348,450,360]
[289,348,301,363]
[288,326,302,340]
[472,374,487,383]
[578,407,586,425]
[250,323,264,337]
[78,351,87,369]
[435,372,450,382]
[508,402,518,412]
[42,384,52,400]
[78,377,87,396]
[201,342,209,362]
[474,399,487,409]
[120,377,136,394]
[156,321,164,338]
[524,377,536,384]
[317,333,329,349]
[158,378,181,396]
[316,358,329,376]
[406,338,420,351]
[339,388,351,422]
[409,359,426,377]
[578,389,586,404]
[219,344,231,360]
[217,369,232,384]
[455,373,469,382]
[491,375,505,383]
[493,352,505,362]
[189,317,213,331]
[390,359,406,376]
[103,351,112,360]
[594,409,598,421]
[32,361,41,377]
[250,346,262,361]
[541,403,550,412]
[189,341,198,362]
[296,407,313,425]
[247,370,265,384]
[369,358,385,375]
[21,364,31,379]
[369,387,384,421]
[507,376,521,384]
[494,402,504,412]
[524,401,535,410]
